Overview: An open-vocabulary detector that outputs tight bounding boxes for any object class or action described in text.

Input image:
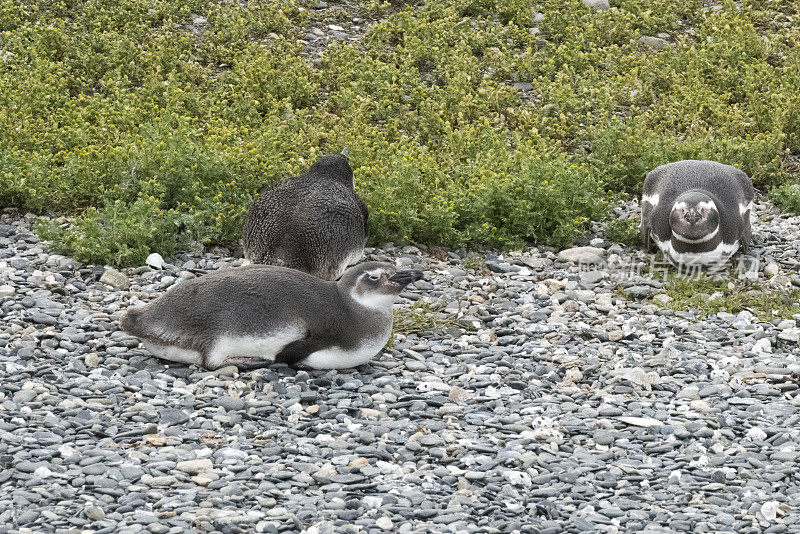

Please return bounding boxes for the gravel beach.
[1,201,799,533]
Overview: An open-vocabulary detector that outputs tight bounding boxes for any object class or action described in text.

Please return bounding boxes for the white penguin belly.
[205,326,306,369]
[654,236,739,269]
[302,333,390,370]
[143,341,203,365]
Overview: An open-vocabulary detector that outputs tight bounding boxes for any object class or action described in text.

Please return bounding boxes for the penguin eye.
[368,273,380,281]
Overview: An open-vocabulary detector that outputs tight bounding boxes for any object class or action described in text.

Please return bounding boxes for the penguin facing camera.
[242,148,368,280]
[640,160,754,271]
[119,262,423,370]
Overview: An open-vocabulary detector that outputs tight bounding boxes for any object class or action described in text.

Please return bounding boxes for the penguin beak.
[684,209,702,224]
[388,270,423,287]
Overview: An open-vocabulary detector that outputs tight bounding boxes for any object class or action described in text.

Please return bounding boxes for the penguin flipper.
[359,197,369,240]
[274,336,331,366]
[740,220,752,253]
[640,217,654,252]
[120,307,150,338]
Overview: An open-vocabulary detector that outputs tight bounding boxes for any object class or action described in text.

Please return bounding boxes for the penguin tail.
[119,307,143,336]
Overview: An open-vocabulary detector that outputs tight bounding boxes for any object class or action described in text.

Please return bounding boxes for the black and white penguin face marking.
[653,192,735,270]
[668,193,720,243]
[350,266,423,309]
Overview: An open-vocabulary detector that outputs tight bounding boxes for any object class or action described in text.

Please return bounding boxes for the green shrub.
[392,300,460,339]
[605,217,640,247]
[769,183,800,214]
[660,274,800,321]
[0,0,798,266]
[36,197,191,267]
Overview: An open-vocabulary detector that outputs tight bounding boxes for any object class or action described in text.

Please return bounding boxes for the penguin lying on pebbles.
[119,262,422,370]
[242,148,369,280]
[641,160,754,270]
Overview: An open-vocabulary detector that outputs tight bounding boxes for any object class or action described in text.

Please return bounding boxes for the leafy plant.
[0,0,797,265]
[392,301,460,336]
[605,217,641,247]
[464,253,487,272]
[769,183,800,214]
[658,274,800,320]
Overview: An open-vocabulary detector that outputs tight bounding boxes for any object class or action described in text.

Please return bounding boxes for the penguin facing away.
[242,148,369,280]
[640,160,754,270]
[119,262,423,370]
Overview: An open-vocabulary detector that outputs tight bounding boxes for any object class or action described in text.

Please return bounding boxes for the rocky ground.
[1,200,800,534]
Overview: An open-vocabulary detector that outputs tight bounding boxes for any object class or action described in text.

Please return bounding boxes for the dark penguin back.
[242,154,369,280]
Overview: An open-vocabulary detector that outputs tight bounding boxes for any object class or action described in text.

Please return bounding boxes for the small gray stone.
[626,285,654,298]
[557,246,604,264]
[14,389,37,403]
[84,506,105,521]
[678,386,700,400]
[330,473,366,484]
[176,458,213,474]
[17,510,39,525]
[764,262,780,277]
[580,270,606,285]
[640,36,669,50]
[405,360,426,371]
[100,268,130,289]
[146,252,165,270]
[29,312,57,325]
[159,409,190,426]
[15,460,41,473]
[216,396,246,411]
[593,429,615,445]
[583,0,610,11]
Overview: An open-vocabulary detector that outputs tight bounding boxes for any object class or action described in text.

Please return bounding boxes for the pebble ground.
[1,202,799,533]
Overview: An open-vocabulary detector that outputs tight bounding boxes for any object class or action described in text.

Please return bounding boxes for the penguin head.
[340,262,424,309]
[307,152,354,189]
[669,191,719,242]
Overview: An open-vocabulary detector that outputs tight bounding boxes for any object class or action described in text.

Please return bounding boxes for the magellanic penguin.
[119,262,423,370]
[641,160,754,271]
[241,149,369,280]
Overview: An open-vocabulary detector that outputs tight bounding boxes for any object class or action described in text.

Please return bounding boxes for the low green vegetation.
[605,216,640,247]
[1,0,799,265]
[391,301,460,342]
[463,253,488,272]
[769,183,800,214]
[659,274,800,320]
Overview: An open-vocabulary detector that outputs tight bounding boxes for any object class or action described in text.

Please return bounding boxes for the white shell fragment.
[618,416,663,427]
[146,252,165,270]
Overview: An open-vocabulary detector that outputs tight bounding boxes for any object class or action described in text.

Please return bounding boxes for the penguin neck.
[671,224,719,244]
[338,285,394,318]
[669,227,722,253]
